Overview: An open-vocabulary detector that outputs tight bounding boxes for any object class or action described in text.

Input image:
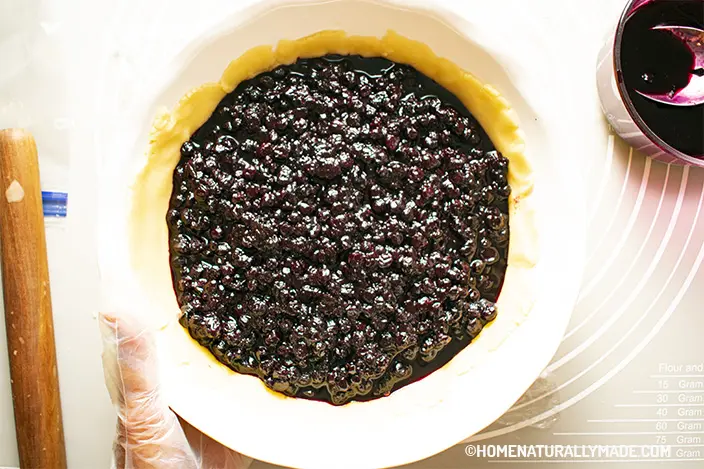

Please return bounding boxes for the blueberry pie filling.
[167,55,510,405]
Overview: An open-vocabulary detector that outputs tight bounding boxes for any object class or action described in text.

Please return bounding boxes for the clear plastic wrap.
[0,2,70,192]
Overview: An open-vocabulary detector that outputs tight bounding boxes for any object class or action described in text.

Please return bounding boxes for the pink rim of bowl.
[596,0,704,167]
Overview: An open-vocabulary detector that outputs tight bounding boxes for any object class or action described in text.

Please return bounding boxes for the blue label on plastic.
[42,191,67,217]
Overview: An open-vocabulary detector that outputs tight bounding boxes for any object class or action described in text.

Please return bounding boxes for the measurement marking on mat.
[588,418,704,423]
[554,432,704,436]
[634,390,704,393]
[615,403,704,408]
[651,375,704,379]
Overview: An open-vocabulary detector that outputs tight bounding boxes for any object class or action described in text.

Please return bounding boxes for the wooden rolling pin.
[0,129,67,469]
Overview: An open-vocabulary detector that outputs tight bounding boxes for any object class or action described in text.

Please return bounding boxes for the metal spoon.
[635,25,704,106]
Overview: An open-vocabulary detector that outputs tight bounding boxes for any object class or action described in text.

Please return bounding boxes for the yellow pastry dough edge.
[129,30,538,404]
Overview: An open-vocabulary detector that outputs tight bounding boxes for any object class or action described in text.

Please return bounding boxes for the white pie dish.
[98,0,586,468]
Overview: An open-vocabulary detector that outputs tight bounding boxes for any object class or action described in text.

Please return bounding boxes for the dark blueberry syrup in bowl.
[167,55,510,405]
[616,0,704,159]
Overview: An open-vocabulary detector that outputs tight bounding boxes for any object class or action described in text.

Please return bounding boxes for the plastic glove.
[99,312,253,469]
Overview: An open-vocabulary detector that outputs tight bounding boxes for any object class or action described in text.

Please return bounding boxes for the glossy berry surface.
[168,55,510,405]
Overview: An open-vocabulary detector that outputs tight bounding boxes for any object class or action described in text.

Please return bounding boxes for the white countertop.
[3,0,704,468]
